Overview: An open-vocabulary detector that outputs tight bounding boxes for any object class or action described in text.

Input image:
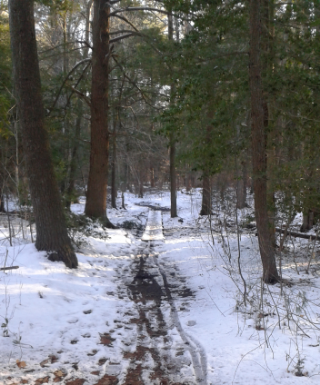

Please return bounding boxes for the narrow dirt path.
[3,207,207,385]
[119,209,207,385]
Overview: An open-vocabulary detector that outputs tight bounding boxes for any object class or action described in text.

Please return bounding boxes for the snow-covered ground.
[1,189,320,384]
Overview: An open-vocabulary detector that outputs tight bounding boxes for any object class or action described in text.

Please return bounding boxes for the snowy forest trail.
[4,190,320,385]
[1,203,208,385]
[119,208,207,384]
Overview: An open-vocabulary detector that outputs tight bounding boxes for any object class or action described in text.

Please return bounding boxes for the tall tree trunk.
[236,160,247,209]
[65,100,82,210]
[138,164,144,198]
[262,0,277,247]
[186,173,191,192]
[168,10,177,218]
[111,114,117,209]
[9,0,77,268]
[150,165,155,188]
[170,138,177,217]
[200,174,211,216]
[249,0,279,283]
[85,0,114,227]
[301,210,314,232]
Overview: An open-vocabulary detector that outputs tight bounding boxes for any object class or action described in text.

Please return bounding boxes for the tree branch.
[47,58,91,115]
[112,55,155,108]
[109,7,169,17]
[112,14,141,33]
[110,33,135,43]
[70,87,91,107]
[66,61,92,107]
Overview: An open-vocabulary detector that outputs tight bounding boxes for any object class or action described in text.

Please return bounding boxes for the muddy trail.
[116,208,207,385]
[3,208,207,385]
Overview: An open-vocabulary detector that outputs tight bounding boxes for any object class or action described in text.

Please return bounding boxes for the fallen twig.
[0,266,19,271]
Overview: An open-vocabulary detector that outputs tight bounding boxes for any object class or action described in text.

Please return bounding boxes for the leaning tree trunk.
[200,174,211,216]
[85,0,114,227]
[9,0,77,268]
[249,0,279,283]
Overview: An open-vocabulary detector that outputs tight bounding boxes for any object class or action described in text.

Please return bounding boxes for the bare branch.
[47,58,91,115]
[112,14,140,33]
[66,61,92,107]
[112,55,155,109]
[110,33,135,44]
[70,87,91,107]
[109,7,169,17]
[76,40,93,50]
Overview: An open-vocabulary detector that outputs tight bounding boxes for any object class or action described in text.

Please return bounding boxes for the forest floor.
[1,189,320,384]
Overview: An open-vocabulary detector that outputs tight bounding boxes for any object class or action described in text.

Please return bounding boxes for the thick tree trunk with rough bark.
[85,0,113,226]
[200,174,211,216]
[249,0,279,283]
[9,0,77,268]
[168,10,177,218]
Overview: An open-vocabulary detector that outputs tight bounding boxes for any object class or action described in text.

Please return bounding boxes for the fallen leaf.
[35,376,50,385]
[99,333,114,346]
[16,360,27,369]
[54,370,66,378]
[65,379,86,385]
[55,371,62,377]
[98,358,107,366]
[91,371,100,376]
[40,359,49,368]
[93,374,119,385]
[49,354,59,363]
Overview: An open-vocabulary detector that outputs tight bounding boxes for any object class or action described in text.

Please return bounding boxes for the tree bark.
[150,165,155,188]
[200,174,211,215]
[300,210,315,232]
[236,161,247,209]
[168,10,177,218]
[249,0,279,283]
[111,117,117,209]
[262,0,277,248]
[138,165,144,198]
[9,0,77,268]
[65,100,82,210]
[85,0,114,227]
[170,138,177,217]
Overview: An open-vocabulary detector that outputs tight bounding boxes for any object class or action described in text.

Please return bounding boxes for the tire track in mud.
[121,208,207,385]
[155,254,207,385]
